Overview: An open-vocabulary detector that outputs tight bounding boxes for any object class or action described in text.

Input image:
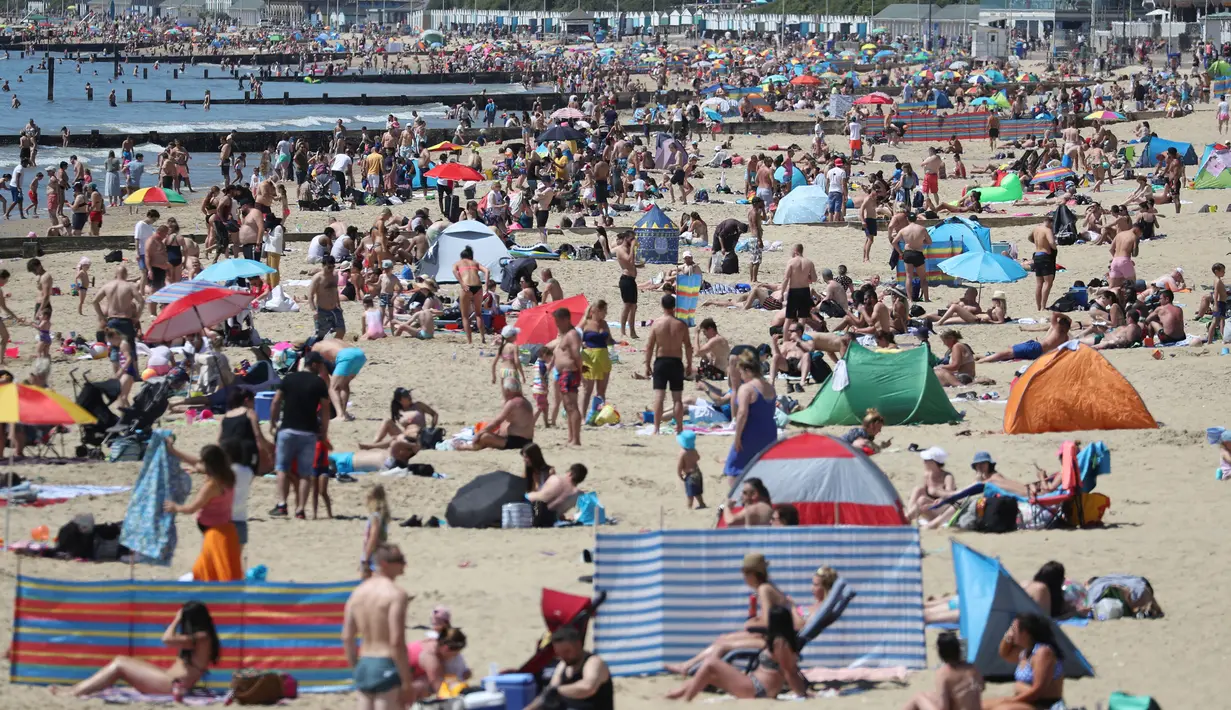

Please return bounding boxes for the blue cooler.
[483,674,535,710]
[254,391,276,421]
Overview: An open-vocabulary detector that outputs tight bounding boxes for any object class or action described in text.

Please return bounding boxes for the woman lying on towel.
[164,442,242,582]
[665,555,810,701]
[664,554,796,676]
[63,601,220,697]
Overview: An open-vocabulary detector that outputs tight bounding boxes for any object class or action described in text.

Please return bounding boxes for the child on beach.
[75,257,90,315]
[359,295,385,340]
[377,259,402,330]
[901,631,983,710]
[1218,430,1231,481]
[360,484,391,579]
[1208,262,1226,345]
[532,345,552,427]
[34,305,51,360]
[676,430,707,509]
[106,327,137,407]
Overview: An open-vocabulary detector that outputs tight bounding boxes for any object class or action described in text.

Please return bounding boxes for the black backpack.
[721,251,740,275]
[978,496,1020,533]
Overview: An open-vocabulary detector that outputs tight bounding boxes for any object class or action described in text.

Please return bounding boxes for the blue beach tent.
[953,541,1094,681]
[1134,136,1199,167]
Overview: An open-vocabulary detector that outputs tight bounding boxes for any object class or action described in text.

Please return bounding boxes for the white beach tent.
[416,220,511,284]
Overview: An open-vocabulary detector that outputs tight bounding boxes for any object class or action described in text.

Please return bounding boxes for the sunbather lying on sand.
[701,283,782,311]
[924,561,1067,624]
[978,313,1071,363]
[1078,310,1143,350]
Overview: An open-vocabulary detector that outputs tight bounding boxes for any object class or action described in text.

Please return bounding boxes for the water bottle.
[485,663,499,693]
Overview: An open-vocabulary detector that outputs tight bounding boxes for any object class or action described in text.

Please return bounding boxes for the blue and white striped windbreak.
[594,527,926,676]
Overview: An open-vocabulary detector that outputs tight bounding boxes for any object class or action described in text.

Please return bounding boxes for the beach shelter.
[789,342,962,427]
[896,215,990,288]
[653,133,687,169]
[773,165,808,189]
[415,220,510,284]
[725,433,908,525]
[634,205,679,265]
[952,540,1094,680]
[1193,144,1231,189]
[1003,341,1157,434]
[773,184,829,224]
[1134,136,1198,167]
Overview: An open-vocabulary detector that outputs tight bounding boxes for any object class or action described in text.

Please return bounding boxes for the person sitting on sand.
[664,553,795,676]
[1079,309,1143,350]
[1215,429,1231,481]
[902,632,983,710]
[840,408,890,453]
[62,601,220,698]
[458,378,536,451]
[934,330,982,387]
[665,553,810,702]
[404,628,468,704]
[1143,289,1186,343]
[526,463,586,527]
[934,191,982,215]
[366,387,439,448]
[904,447,956,524]
[721,477,773,527]
[423,607,472,681]
[979,313,1072,363]
[981,614,1068,709]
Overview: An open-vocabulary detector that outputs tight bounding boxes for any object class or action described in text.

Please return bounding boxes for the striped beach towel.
[674,273,703,327]
[11,575,356,693]
[593,527,925,676]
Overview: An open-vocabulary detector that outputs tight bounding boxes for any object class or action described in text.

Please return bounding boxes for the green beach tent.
[789,342,962,427]
[1193,144,1231,189]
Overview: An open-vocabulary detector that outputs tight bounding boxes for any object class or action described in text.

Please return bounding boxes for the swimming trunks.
[353,656,400,694]
[902,249,926,267]
[332,348,367,377]
[785,287,811,319]
[1011,340,1044,360]
[652,356,686,391]
[1109,256,1136,281]
[502,434,532,450]
[557,369,580,394]
[863,217,878,237]
[1032,251,1057,277]
[315,307,346,336]
[1158,331,1187,344]
[922,173,939,194]
[619,274,637,305]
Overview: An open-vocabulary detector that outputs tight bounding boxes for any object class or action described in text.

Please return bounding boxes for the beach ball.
[92,342,109,359]
[141,368,157,382]
[32,525,50,542]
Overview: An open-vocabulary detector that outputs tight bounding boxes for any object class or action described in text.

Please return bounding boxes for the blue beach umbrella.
[196,259,276,283]
[772,185,829,224]
[149,279,221,304]
[773,165,808,189]
[937,250,1027,284]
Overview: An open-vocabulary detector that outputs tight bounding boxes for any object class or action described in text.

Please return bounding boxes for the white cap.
[682,251,693,259]
[920,447,949,464]
[501,325,520,339]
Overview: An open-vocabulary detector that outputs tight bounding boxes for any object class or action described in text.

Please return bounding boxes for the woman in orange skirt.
[165,442,242,582]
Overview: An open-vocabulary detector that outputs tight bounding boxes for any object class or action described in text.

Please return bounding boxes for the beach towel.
[1076,440,1110,491]
[120,431,192,566]
[674,273,703,326]
[87,688,222,705]
[192,522,243,582]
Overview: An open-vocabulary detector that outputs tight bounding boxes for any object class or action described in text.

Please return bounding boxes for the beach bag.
[721,250,739,275]
[593,404,621,426]
[1108,692,1161,710]
[977,496,1019,533]
[109,436,145,463]
[575,492,607,525]
[1063,492,1110,527]
[229,669,297,705]
[419,427,445,450]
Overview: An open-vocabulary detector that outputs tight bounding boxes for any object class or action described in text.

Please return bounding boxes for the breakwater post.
[46,59,53,102]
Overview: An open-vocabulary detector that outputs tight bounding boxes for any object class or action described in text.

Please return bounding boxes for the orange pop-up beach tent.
[1003,341,1157,434]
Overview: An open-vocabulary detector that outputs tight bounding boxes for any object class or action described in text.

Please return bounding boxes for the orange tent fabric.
[1003,342,1157,434]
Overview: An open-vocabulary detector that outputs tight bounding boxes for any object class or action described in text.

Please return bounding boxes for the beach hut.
[415,220,510,284]
[789,343,962,427]
[951,541,1095,680]
[1003,341,1157,434]
[1193,144,1231,189]
[634,205,679,265]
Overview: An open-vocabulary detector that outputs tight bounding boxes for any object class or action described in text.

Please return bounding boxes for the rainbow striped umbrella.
[123,187,187,206]
[1085,110,1126,122]
[0,383,97,425]
[1031,166,1076,184]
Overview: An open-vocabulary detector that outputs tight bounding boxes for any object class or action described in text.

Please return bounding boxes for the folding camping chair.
[516,588,607,687]
[985,441,1083,529]
[721,578,857,677]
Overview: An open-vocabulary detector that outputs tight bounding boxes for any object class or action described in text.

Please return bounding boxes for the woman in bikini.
[65,602,221,697]
[982,614,1067,709]
[451,246,489,344]
[491,324,525,386]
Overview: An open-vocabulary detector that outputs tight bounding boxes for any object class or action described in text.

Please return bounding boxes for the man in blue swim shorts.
[309,255,346,339]
[343,544,413,704]
[310,338,368,422]
[979,313,1073,363]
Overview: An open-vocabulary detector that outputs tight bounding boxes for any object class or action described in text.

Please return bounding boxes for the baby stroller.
[103,377,175,458]
[516,589,607,688]
[69,371,121,459]
[300,179,340,211]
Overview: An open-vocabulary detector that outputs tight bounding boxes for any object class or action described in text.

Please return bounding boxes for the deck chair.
[516,588,608,687]
[722,578,857,675]
[984,441,1082,529]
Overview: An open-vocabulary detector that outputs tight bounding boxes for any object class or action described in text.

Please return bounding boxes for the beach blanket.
[120,431,191,566]
[674,273,702,326]
[87,688,223,705]
[700,283,749,296]
[0,482,129,507]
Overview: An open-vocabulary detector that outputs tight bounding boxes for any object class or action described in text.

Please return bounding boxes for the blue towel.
[119,431,192,566]
[1077,440,1110,492]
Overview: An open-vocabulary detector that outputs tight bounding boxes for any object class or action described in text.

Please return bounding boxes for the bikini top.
[581,329,610,349]
[1014,644,1064,685]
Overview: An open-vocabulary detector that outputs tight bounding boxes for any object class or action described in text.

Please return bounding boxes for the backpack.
[721,250,739,275]
[228,670,297,705]
[977,496,1019,533]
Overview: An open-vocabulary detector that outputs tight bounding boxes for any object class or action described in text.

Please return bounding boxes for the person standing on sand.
[747,196,766,283]
[898,214,932,302]
[26,258,52,319]
[645,294,693,435]
[0,270,25,364]
[781,244,817,334]
[615,231,638,339]
[309,338,367,423]
[343,544,415,710]
[1107,223,1141,289]
[309,255,346,340]
[551,307,584,447]
[1029,218,1058,311]
[92,265,142,343]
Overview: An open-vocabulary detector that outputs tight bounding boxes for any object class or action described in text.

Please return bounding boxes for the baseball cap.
[501,325,520,339]
[834,158,844,166]
[920,447,949,464]
[682,250,693,260]
[381,259,393,269]
[676,431,697,450]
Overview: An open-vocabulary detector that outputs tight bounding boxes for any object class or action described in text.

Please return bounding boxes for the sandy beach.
[1,57,1229,709]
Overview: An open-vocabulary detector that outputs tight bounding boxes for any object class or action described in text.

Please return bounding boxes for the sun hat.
[971,451,996,468]
[676,430,697,450]
[501,325,519,339]
[920,446,949,464]
[992,290,1008,300]
[682,250,693,259]
[741,553,769,577]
